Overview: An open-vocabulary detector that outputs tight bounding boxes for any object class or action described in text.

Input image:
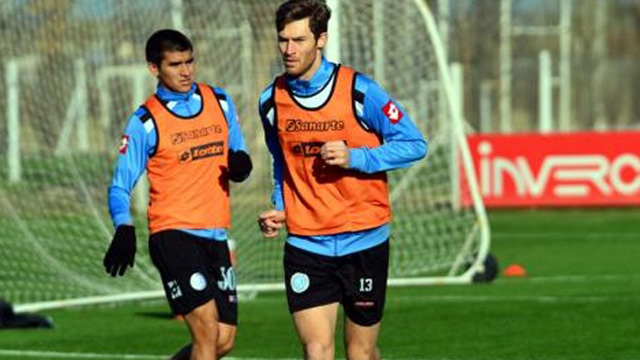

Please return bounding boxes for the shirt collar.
[155,82,197,102]
[286,57,336,96]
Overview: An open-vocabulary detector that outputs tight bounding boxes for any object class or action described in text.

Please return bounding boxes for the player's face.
[148,50,195,93]
[278,17,327,80]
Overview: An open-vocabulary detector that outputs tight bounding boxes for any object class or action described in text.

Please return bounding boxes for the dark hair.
[276,0,331,39]
[145,29,193,66]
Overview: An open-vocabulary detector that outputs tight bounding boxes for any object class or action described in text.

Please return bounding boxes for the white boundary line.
[390,294,640,303]
[0,350,301,360]
[14,273,638,312]
[0,351,572,360]
[0,349,165,359]
[523,274,640,283]
[492,231,640,240]
[0,352,521,360]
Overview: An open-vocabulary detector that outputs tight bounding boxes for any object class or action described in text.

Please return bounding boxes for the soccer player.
[257,1,427,359]
[104,29,252,360]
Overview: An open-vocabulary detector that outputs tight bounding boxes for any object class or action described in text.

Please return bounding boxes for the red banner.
[466,131,640,207]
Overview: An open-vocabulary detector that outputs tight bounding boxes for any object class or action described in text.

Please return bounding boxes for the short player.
[104,29,252,360]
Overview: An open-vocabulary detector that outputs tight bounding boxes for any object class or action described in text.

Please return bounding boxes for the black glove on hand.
[103,225,136,277]
[228,150,252,183]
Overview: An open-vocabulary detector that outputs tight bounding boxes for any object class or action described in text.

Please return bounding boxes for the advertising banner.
[466,131,640,207]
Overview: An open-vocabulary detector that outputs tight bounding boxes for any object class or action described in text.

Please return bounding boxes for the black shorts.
[149,230,237,325]
[284,239,389,326]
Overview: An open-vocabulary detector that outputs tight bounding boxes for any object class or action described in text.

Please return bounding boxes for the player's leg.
[168,238,238,359]
[169,343,191,360]
[168,317,236,359]
[284,243,342,360]
[169,344,188,360]
[292,303,339,360]
[208,240,238,357]
[170,317,235,359]
[184,300,218,359]
[216,323,237,357]
[343,320,381,360]
[340,240,389,360]
[149,231,233,360]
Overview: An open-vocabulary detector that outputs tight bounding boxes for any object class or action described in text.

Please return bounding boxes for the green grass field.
[1,208,639,360]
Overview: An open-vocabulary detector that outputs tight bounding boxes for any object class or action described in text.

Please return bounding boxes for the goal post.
[335,0,491,285]
[1,0,491,313]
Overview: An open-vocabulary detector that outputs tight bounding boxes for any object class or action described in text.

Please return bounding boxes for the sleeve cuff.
[272,191,285,211]
[113,214,133,229]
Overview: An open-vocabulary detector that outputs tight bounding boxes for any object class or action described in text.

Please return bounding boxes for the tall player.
[257,1,427,359]
[104,29,252,360]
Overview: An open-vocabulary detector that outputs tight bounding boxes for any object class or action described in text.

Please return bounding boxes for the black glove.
[228,150,252,183]
[103,225,136,277]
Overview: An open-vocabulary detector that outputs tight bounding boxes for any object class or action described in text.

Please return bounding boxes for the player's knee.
[303,341,332,360]
[189,317,218,344]
[346,342,379,360]
[216,334,235,357]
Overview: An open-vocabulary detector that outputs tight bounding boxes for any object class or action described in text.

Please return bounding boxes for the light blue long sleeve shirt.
[108,83,248,241]
[258,58,427,256]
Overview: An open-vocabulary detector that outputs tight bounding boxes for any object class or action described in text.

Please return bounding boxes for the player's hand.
[258,210,286,238]
[228,149,252,183]
[320,140,349,168]
[103,225,136,277]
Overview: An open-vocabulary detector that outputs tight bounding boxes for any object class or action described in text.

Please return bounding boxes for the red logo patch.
[354,301,375,308]
[382,100,403,124]
[119,135,129,154]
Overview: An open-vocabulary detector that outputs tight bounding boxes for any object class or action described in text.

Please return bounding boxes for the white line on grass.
[390,294,640,304]
[0,349,166,359]
[0,351,304,360]
[0,349,578,360]
[525,274,640,283]
[0,353,505,360]
[0,350,309,360]
[492,231,640,240]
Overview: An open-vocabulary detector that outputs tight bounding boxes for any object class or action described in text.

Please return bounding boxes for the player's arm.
[108,109,154,227]
[323,74,427,173]
[258,85,286,211]
[105,109,154,276]
[214,87,252,182]
[257,85,286,237]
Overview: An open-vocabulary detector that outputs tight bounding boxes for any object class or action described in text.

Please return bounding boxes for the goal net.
[0,0,489,312]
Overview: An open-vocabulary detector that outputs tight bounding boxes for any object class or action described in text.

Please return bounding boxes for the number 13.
[359,278,373,292]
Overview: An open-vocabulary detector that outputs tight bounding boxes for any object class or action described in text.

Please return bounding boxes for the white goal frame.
[13,0,490,314]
